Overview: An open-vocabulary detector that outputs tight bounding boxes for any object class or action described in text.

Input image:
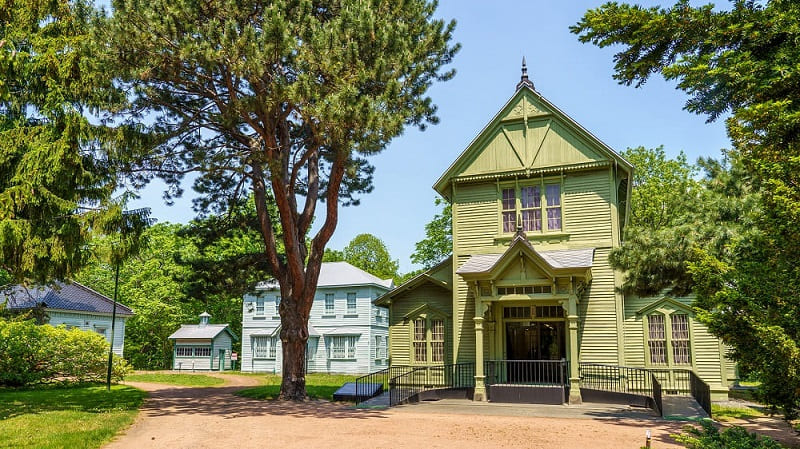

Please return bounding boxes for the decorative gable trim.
[402,303,451,321]
[636,297,695,317]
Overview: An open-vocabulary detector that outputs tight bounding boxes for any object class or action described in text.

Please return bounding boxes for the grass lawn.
[0,384,146,449]
[235,373,358,401]
[125,373,225,387]
[712,403,765,421]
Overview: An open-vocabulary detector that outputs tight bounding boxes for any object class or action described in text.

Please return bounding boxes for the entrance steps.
[662,395,709,420]
[356,391,390,408]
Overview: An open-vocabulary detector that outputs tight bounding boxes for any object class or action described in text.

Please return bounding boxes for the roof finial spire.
[516,56,535,91]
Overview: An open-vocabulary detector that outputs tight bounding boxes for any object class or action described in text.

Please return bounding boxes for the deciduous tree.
[410,197,451,269]
[342,233,398,282]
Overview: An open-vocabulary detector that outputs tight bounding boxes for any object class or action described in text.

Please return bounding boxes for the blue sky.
[129,0,730,274]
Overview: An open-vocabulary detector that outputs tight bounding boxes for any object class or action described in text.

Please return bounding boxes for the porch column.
[473,314,486,401]
[567,294,582,404]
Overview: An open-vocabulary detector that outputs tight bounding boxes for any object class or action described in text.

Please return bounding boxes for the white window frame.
[252,336,277,359]
[255,296,265,315]
[327,335,358,360]
[324,293,335,315]
[346,292,357,315]
[274,295,281,316]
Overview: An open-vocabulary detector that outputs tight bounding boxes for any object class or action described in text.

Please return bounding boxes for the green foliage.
[575,1,800,417]
[673,421,784,449]
[102,0,457,398]
[410,197,452,269]
[0,384,145,449]
[342,233,399,281]
[322,248,345,263]
[76,223,194,370]
[0,318,130,387]
[124,373,224,387]
[0,0,137,284]
[235,373,357,402]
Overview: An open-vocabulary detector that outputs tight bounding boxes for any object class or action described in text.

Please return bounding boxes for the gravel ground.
[103,374,795,449]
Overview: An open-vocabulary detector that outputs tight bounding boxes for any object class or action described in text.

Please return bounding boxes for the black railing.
[354,365,413,404]
[689,371,712,418]
[649,368,691,394]
[578,363,654,395]
[388,363,476,406]
[484,360,568,386]
[652,375,663,416]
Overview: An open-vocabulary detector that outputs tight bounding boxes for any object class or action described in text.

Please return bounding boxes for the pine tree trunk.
[279,302,309,400]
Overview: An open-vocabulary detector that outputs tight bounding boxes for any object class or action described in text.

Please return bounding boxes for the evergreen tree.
[103,0,457,399]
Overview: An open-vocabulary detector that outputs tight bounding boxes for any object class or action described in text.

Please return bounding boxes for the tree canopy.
[0,0,132,284]
[341,233,399,282]
[575,0,800,417]
[104,0,457,399]
[410,196,451,270]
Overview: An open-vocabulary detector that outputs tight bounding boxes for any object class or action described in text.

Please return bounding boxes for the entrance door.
[218,349,225,371]
[505,321,566,383]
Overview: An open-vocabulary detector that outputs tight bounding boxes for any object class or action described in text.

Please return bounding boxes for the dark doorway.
[505,321,566,383]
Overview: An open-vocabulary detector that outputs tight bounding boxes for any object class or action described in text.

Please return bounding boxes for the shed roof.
[168,324,237,341]
[0,281,134,316]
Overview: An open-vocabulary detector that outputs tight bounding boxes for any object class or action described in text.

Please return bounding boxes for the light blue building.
[0,281,133,355]
[241,262,392,374]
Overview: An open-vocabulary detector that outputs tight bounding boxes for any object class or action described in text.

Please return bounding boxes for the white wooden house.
[168,312,238,371]
[241,262,392,374]
[0,281,132,355]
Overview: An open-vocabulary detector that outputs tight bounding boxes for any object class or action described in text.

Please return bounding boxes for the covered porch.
[456,231,594,404]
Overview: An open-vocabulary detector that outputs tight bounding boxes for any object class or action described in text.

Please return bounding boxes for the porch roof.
[457,247,594,275]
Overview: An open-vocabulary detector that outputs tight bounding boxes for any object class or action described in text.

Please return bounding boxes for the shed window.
[671,314,692,364]
[347,292,357,314]
[176,346,193,357]
[328,336,357,359]
[647,314,667,365]
[194,347,211,357]
[252,336,276,359]
[324,293,335,315]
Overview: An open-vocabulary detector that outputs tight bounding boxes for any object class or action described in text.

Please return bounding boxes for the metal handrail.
[485,359,569,386]
[353,365,413,405]
[689,370,712,418]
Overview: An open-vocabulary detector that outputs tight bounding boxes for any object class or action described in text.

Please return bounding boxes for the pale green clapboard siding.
[577,247,620,364]
[622,294,734,391]
[563,171,614,244]
[453,255,476,364]
[388,283,453,365]
[453,183,497,252]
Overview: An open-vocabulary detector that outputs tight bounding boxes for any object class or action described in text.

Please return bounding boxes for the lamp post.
[106,260,120,391]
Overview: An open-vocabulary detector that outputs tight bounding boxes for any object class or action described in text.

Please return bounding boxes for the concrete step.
[662,395,709,420]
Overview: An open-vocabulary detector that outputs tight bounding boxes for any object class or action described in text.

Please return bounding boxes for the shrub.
[0,318,131,387]
[674,421,784,449]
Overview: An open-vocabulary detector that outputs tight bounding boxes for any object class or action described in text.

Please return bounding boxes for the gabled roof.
[374,257,452,306]
[168,324,238,341]
[434,84,633,200]
[0,281,134,316]
[456,232,594,279]
[256,261,394,291]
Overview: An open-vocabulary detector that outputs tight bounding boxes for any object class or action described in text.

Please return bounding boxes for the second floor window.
[325,293,334,315]
[274,296,281,315]
[255,297,265,315]
[500,181,562,233]
[347,292,357,314]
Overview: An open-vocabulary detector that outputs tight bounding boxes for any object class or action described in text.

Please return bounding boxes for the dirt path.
[105,374,694,449]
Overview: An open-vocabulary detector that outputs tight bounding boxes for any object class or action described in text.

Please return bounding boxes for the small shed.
[168,312,238,371]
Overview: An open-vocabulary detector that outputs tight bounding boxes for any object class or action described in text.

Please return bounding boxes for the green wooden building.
[376,63,735,404]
